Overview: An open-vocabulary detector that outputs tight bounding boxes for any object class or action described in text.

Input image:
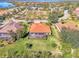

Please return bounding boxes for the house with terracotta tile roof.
[0,10,8,16]
[74,7,79,17]
[29,23,51,38]
[55,21,79,32]
[58,10,70,21]
[0,20,23,40]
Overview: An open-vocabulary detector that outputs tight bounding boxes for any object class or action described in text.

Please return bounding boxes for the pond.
[0,2,15,8]
[11,0,63,2]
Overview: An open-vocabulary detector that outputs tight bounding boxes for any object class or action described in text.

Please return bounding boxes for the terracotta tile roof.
[0,20,23,33]
[29,23,51,33]
[0,10,8,16]
[74,7,79,15]
[55,21,79,32]
[75,7,79,12]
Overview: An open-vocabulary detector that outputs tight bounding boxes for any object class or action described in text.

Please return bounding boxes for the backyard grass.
[0,34,57,57]
[6,36,56,50]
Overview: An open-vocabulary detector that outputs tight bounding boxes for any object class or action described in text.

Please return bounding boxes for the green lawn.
[0,34,57,57]
[6,36,56,50]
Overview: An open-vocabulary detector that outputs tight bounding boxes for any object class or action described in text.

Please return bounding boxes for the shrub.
[0,44,4,47]
[51,43,57,48]
[26,43,33,49]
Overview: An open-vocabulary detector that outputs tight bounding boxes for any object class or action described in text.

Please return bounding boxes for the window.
[31,33,34,34]
[35,33,38,35]
[39,33,44,35]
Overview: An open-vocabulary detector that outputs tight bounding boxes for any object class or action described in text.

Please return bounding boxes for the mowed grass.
[15,37,56,51]
[0,36,56,54]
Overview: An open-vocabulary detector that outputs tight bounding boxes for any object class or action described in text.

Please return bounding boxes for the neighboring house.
[0,20,23,40]
[55,21,79,32]
[49,7,64,12]
[37,7,44,11]
[27,19,48,23]
[27,6,37,10]
[29,23,51,38]
[74,7,79,17]
[11,18,48,23]
[0,10,8,16]
[49,7,59,12]
[58,10,70,22]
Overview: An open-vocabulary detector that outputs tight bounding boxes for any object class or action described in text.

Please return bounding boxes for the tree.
[48,12,58,24]
[48,11,63,24]
[26,43,33,49]
[16,22,28,39]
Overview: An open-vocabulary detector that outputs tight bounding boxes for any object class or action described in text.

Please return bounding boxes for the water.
[0,0,78,2]
[17,0,64,2]
[0,0,64,2]
[0,2,15,8]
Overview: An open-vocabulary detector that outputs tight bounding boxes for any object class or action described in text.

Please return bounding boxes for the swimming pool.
[0,2,15,8]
